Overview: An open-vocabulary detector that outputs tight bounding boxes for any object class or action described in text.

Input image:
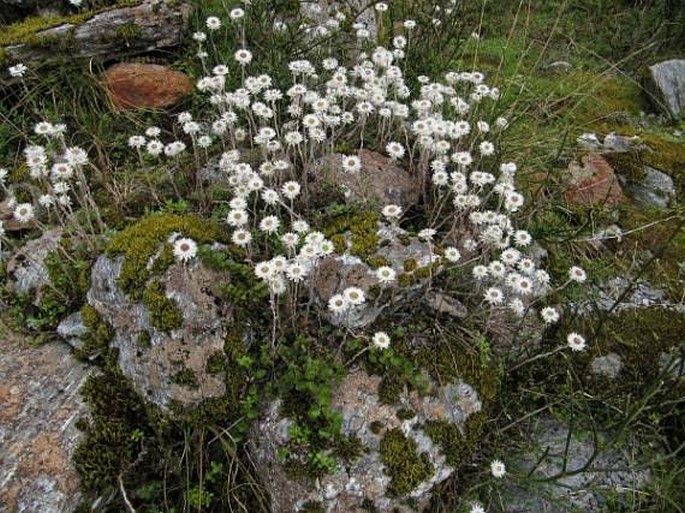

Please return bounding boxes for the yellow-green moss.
[323,211,379,260]
[422,412,485,469]
[367,255,391,269]
[75,304,114,361]
[142,280,183,333]
[403,258,418,272]
[107,214,225,296]
[137,330,151,349]
[380,428,434,496]
[73,369,156,489]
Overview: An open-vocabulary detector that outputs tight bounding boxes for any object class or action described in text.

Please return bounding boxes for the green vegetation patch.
[142,280,183,333]
[323,210,380,260]
[423,412,486,468]
[380,428,434,496]
[106,214,225,296]
[75,303,114,361]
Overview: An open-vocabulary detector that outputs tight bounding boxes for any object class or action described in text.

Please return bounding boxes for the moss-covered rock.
[106,214,225,298]
[380,428,434,497]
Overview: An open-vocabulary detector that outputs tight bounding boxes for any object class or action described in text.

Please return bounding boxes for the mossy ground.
[380,428,435,497]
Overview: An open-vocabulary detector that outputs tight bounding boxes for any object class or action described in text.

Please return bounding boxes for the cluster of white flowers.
[121,6,588,356]
[3,121,93,227]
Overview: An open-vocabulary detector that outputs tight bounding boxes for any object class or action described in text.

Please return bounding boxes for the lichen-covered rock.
[5,228,62,302]
[590,352,623,379]
[502,415,651,513]
[309,150,421,208]
[310,235,440,329]
[56,311,87,352]
[248,369,483,512]
[624,166,676,209]
[646,59,685,120]
[2,1,190,68]
[102,62,194,110]
[84,252,231,409]
[0,330,90,513]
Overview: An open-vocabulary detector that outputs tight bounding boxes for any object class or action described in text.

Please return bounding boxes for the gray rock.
[424,291,467,318]
[56,311,87,352]
[0,329,90,512]
[625,166,676,209]
[2,2,190,70]
[590,353,623,379]
[249,369,483,512]
[86,253,232,410]
[646,59,685,120]
[311,235,441,329]
[503,415,651,513]
[603,132,642,152]
[5,228,62,302]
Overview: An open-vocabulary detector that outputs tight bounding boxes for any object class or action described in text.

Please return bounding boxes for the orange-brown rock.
[103,63,193,110]
[564,154,623,207]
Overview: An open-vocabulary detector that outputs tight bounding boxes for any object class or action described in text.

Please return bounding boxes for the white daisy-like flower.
[470,502,486,513]
[38,194,55,208]
[259,215,280,234]
[280,232,299,250]
[443,247,461,263]
[343,286,366,306]
[479,141,495,156]
[514,230,532,247]
[328,293,349,314]
[342,155,362,174]
[234,49,253,65]
[254,261,274,280]
[229,7,245,19]
[286,261,308,282]
[13,203,34,224]
[404,19,416,29]
[8,63,28,77]
[206,16,221,30]
[567,332,587,352]
[490,459,506,478]
[128,135,146,148]
[281,181,301,200]
[173,238,198,263]
[484,287,504,306]
[226,209,249,227]
[381,204,402,221]
[385,141,405,160]
[540,307,560,324]
[372,331,391,350]
[226,226,249,246]
[375,266,396,284]
[472,265,488,280]
[292,219,310,234]
[568,266,587,283]
[418,228,436,241]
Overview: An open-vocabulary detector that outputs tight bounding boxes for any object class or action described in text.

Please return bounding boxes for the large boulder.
[502,415,651,513]
[249,368,484,512]
[0,330,90,512]
[83,253,232,409]
[309,150,421,208]
[645,59,685,120]
[2,1,190,69]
